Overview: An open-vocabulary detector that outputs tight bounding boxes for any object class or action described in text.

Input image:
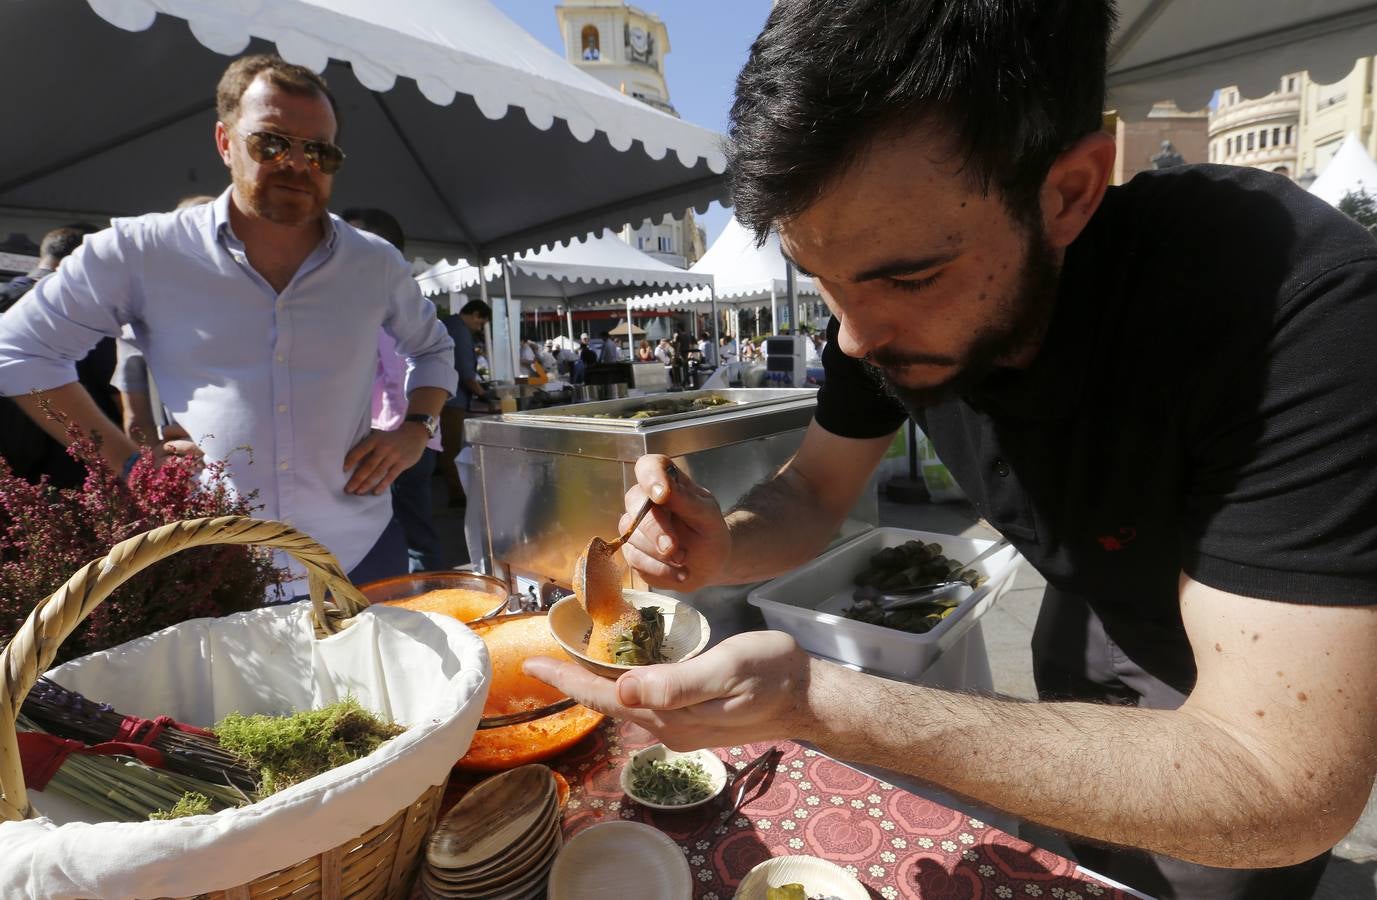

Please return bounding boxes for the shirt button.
[995,458,1011,477]
[277,403,287,413]
[279,460,289,471]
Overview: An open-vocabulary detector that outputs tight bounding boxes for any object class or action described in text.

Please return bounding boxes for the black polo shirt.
[817,165,1377,684]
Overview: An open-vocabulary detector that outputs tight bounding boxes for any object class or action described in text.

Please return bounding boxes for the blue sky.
[489,1,775,245]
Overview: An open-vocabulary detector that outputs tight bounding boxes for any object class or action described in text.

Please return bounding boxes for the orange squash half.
[457,613,605,772]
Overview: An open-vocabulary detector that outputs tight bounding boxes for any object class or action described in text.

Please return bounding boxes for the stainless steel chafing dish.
[465,388,880,639]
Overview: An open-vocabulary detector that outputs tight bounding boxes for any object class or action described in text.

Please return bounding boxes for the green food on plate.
[629,755,715,806]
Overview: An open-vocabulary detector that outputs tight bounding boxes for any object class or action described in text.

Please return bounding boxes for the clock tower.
[554,0,706,267]
[555,0,676,116]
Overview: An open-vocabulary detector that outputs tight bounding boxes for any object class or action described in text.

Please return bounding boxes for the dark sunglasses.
[241,130,346,174]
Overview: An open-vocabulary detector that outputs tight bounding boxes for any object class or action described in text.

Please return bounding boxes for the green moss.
[214,697,405,798]
[150,791,213,820]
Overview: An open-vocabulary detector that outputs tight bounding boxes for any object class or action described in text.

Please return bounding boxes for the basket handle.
[0,515,371,822]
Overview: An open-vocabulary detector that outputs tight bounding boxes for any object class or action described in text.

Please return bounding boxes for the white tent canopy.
[1107,0,1377,120]
[0,0,728,260]
[1307,133,1377,205]
[416,230,713,369]
[416,230,714,307]
[624,216,819,312]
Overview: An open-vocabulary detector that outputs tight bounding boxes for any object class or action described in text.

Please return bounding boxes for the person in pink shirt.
[348,208,447,571]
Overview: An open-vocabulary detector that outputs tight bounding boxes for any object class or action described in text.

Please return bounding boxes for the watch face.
[630,26,647,52]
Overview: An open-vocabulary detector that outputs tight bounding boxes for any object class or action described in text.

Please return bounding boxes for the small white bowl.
[733,855,870,900]
[620,743,729,811]
[547,590,710,679]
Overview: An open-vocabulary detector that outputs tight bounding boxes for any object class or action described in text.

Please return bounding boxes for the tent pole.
[786,263,799,335]
[500,257,521,381]
[478,275,500,382]
[710,284,720,362]
[626,294,634,349]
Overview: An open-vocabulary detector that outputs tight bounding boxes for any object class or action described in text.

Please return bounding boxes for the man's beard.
[862,224,1061,412]
[236,170,328,226]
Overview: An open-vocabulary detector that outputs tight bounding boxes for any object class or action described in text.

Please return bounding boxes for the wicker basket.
[0,516,451,899]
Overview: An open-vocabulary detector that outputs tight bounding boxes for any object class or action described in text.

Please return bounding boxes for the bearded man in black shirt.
[526,3,1377,897]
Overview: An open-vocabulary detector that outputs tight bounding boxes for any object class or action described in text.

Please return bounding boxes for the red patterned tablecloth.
[445,718,1130,900]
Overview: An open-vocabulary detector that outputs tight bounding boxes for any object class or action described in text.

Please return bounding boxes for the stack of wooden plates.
[419,764,561,899]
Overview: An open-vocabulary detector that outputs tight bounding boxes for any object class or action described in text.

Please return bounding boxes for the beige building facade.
[1208,58,1377,184]
[1208,77,1301,177]
[1296,57,1377,182]
[555,0,705,267]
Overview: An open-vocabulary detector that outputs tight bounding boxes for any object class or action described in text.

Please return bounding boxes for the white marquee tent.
[1107,0,1377,118]
[624,216,820,336]
[416,230,714,362]
[0,0,730,380]
[1306,133,1377,206]
[0,0,728,261]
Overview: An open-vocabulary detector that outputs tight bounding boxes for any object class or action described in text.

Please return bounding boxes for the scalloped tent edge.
[1107,0,1377,120]
[415,230,714,309]
[0,0,728,266]
[85,0,727,176]
[619,216,819,310]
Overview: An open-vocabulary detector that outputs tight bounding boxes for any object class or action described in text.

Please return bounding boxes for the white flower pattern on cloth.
[545,727,1133,900]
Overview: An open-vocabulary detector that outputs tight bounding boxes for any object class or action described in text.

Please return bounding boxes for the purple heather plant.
[0,421,289,664]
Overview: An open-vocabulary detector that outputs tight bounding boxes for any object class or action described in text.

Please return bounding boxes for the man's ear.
[214,121,233,169]
[1039,131,1116,250]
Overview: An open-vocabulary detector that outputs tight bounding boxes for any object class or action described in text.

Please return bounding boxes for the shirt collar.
[211,186,338,253]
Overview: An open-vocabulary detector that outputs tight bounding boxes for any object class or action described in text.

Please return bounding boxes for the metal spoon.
[571,496,656,605]
[571,463,678,603]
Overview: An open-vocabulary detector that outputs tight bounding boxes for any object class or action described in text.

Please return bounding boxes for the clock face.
[629,26,648,53]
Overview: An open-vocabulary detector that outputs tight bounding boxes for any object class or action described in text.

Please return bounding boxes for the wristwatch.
[404,413,440,438]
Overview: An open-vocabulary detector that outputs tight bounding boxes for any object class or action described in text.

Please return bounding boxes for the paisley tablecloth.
[446,718,1132,900]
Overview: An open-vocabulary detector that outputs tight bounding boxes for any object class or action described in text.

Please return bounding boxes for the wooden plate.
[428,764,556,869]
[547,591,710,679]
[547,821,692,900]
[429,793,557,883]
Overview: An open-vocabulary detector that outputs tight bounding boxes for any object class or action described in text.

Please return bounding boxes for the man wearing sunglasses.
[0,54,456,587]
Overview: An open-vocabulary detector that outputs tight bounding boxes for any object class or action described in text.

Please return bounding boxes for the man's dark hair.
[39,224,99,264]
[341,207,405,252]
[217,54,338,132]
[729,0,1116,238]
[460,299,493,320]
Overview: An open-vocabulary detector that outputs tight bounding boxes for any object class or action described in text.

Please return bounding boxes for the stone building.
[555,0,706,267]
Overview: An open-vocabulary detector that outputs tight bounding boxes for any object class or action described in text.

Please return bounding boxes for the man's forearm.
[803,661,1331,868]
[721,468,847,583]
[405,386,447,419]
[13,383,137,473]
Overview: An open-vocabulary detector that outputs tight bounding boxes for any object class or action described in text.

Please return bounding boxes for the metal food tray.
[500,388,818,430]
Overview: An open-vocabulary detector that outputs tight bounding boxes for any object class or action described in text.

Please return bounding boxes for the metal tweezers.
[716,746,783,827]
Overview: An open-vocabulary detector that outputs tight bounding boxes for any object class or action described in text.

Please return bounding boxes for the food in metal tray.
[589,394,735,419]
